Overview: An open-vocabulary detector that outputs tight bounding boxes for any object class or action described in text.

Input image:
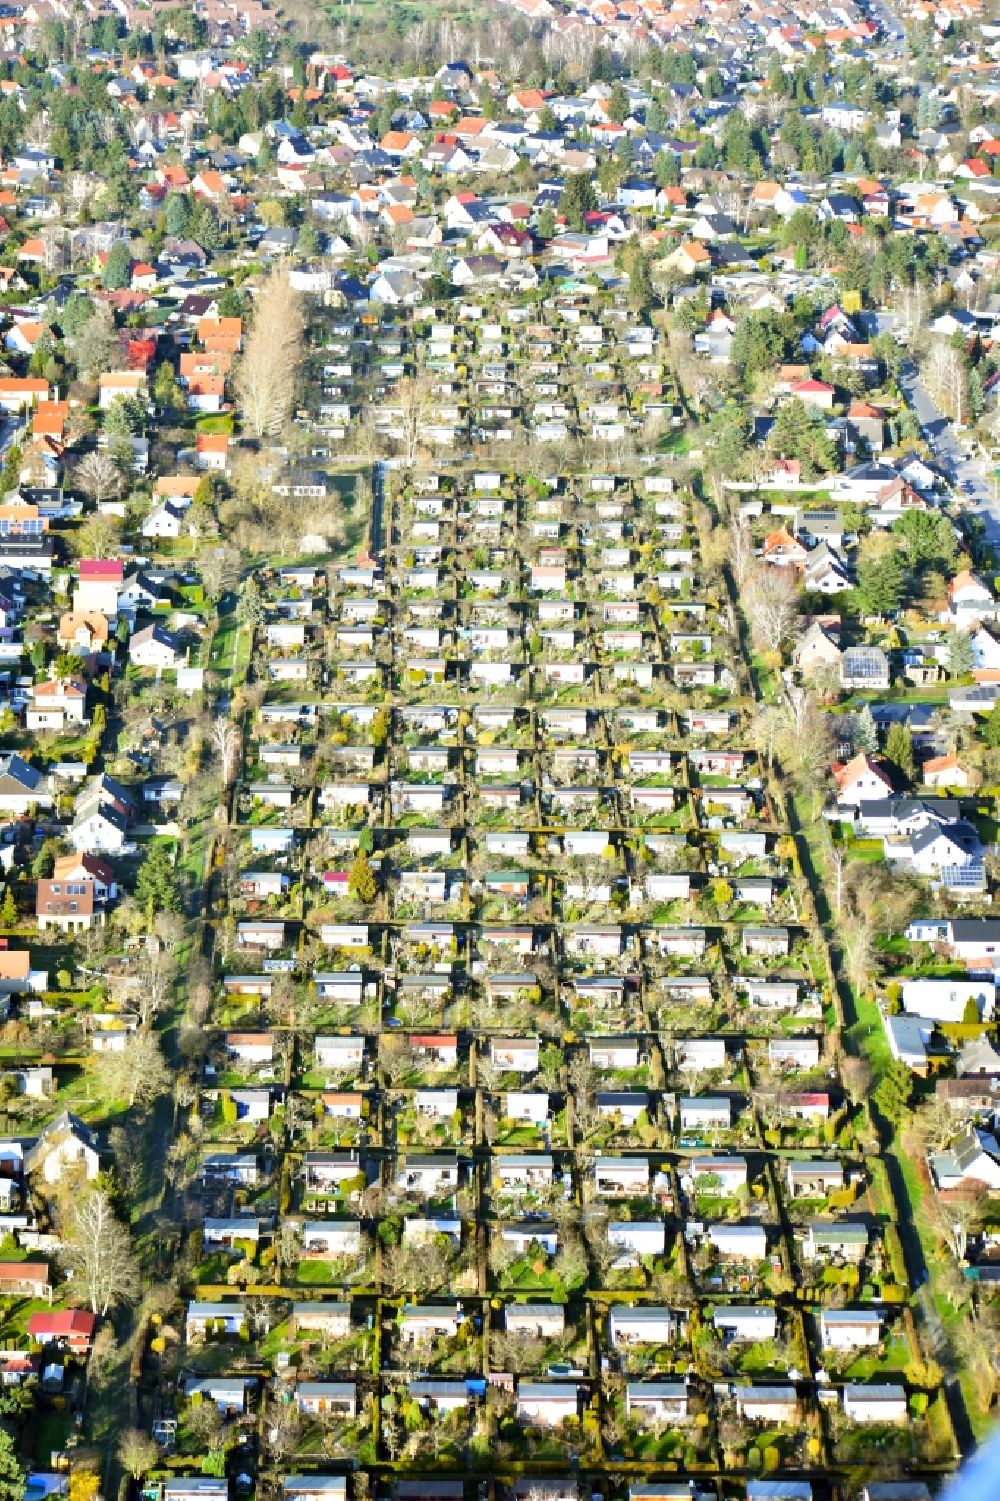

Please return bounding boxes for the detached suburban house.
[842,1385,907,1424]
[36,877,99,933]
[0,950,47,996]
[184,1377,253,1415]
[185,1300,246,1340]
[25,1112,100,1183]
[292,1303,351,1337]
[608,1305,683,1346]
[821,1308,882,1349]
[98,369,146,408]
[735,1385,799,1423]
[0,754,52,813]
[594,1156,650,1197]
[516,1382,581,1426]
[712,1305,777,1342]
[294,1382,357,1418]
[399,1304,461,1343]
[625,1382,690,1423]
[129,623,183,669]
[27,1308,94,1350]
[0,1262,51,1299]
[506,1303,565,1338]
[283,1482,346,1501]
[786,1159,844,1196]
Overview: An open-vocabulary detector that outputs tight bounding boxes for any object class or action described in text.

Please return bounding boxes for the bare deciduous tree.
[61,1188,139,1316]
[87,1325,119,1389]
[894,280,926,343]
[65,172,91,220]
[234,264,304,439]
[907,1098,957,1156]
[748,687,832,802]
[187,1399,223,1449]
[491,1331,546,1374]
[276,1220,301,1279]
[74,451,123,508]
[748,703,785,768]
[922,340,966,422]
[261,1392,300,1452]
[394,376,435,467]
[779,684,835,801]
[379,1034,415,1085]
[829,844,846,917]
[96,1030,171,1110]
[212,719,242,787]
[135,942,177,1025]
[107,1123,144,1204]
[474,1053,499,1091]
[839,1054,873,1108]
[842,912,874,998]
[74,302,118,380]
[744,565,800,657]
[200,545,241,603]
[383,1236,454,1293]
[118,1430,159,1480]
[728,516,753,588]
[925,1186,985,1261]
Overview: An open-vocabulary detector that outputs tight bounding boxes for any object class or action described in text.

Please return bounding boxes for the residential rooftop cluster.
[0,0,996,1500]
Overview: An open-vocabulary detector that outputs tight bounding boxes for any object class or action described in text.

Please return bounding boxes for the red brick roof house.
[27,1309,96,1352]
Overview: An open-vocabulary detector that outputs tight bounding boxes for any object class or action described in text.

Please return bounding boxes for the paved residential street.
[899,358,1000,548]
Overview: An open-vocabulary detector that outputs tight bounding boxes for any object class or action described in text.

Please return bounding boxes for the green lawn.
[295,1259,339,1285]
[0,1296,55,1340]
[843,1333,911,1380]
[761,487,832,502]
[32,1407,72,1465]
[848,987,891,1071]
[657,428,692,455]
[208,610,249,683]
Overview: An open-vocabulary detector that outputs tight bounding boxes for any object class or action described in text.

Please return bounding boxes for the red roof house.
[28,1309,96,1351]
[79,559,124,583]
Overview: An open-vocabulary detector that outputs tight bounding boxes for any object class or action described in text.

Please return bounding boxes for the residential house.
[820,1309,882,1349]
[712,1306,777,1342]
[842,1385,907,1423]
[24,1113,100,1183]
